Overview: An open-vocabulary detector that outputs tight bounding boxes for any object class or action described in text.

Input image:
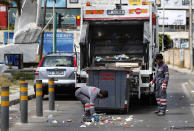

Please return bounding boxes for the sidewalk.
[168,64,194,100]
[7,83,35,105]
[168,64,194,75]
[0,64,35,105]
[0,79,35,106]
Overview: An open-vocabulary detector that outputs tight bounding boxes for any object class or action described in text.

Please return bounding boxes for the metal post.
[36,0,41,25]
[48,78,55,110]
[149,4,153,72]
[190,0,193,70]
[162,2,165,52]
[20,83,28,123]
[1,86,9,131]
[7,7,10,45]
[53,1,56,53]
[156,6,159,53]
[19,77,25,112]
[36,80,43,117]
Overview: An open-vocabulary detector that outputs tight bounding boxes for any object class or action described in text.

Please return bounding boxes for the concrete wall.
[163,49,191,69]
[184,49,190,69]
[0,31,4,44]
[0,44,39,63]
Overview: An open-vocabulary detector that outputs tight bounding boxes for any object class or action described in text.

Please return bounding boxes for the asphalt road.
[8,69,194,131]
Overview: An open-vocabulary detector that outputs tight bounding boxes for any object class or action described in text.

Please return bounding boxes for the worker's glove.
[161,82,167,90]
[149,80,155,87]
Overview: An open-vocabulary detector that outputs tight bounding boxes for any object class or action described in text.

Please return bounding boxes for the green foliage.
[0,25,15,30]
[0,75,11,87]
[0,1,10,6]
[11,72,35,80]
[159,34,173,51]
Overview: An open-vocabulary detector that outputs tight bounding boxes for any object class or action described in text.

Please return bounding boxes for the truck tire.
[148,93,157,105]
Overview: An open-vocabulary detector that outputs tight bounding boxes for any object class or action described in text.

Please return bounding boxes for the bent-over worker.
[75,84,108,122]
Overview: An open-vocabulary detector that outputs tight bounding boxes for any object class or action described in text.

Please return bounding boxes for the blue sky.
[42,0,66,7]
[11,0,66,7]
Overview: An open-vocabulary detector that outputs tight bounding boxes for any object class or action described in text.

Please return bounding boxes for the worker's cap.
[155,54,163,60]
[75,83,86,88]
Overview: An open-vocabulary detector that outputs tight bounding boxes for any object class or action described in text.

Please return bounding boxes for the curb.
[168,65,194,75]
[0,85,36,106]
[188,80,194,89]
[9,94,35,106]
[186,80,194,99]
[0,88,35,106]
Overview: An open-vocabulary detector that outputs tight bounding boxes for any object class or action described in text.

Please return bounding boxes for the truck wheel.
[34,84,36,94]
[148,94,157,106]
[126,95,131,113]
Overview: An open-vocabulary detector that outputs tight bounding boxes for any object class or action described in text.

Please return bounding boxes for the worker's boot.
[154,110,160,114]
[157,112,165,116]
[82,117,92,122]
[82,110,92,122]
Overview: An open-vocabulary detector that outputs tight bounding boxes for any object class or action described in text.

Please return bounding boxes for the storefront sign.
[158,10,186,25]
[4,32,74,54]
[38,32,74,54]
[0,6,6,12]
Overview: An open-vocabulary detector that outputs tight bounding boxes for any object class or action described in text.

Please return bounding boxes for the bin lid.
[86,66,131,72]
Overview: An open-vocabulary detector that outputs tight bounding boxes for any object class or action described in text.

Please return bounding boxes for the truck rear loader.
[78,1,159,113]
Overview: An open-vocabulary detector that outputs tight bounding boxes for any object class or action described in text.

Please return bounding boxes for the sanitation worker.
[75,83,108,122]
[150,54,169,116]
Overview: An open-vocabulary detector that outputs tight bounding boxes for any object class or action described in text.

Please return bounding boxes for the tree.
[38,0,47,61]
[159,34,173,51]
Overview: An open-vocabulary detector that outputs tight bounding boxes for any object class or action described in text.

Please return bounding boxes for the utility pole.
[162,2,165,52]
[53,0,56,53]
[7,0,10,45]
[190,0,193,70]
[38,0,47,61]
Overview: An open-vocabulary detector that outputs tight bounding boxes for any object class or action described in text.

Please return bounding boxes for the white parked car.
[34,53,77,97]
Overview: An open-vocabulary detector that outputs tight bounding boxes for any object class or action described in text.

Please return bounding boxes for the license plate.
[107,10,125,15]
[54,78,58,81]
[49,70,64,75]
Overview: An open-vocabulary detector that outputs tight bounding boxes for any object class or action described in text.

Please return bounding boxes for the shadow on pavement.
[43,94,77,101]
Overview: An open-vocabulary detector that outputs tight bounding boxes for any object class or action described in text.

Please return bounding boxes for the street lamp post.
[53,0,56,53]
[162,2,165,52]
[7,6,10,44]
[190,0,193,70]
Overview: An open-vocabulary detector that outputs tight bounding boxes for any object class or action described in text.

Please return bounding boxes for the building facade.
[158,0,194,49]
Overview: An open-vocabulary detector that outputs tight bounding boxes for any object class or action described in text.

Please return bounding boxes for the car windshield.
[41,56,74,67]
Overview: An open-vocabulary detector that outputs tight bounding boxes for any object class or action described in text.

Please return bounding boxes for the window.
[42,56,74,67]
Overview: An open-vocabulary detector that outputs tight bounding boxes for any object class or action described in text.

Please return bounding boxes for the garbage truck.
[77,1,159,113]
